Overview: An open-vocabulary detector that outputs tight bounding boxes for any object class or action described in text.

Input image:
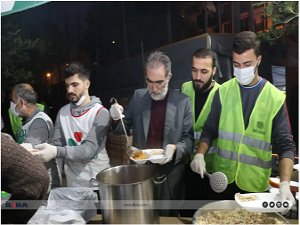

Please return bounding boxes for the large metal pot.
[192,200,289,224]
[97,164,159,224]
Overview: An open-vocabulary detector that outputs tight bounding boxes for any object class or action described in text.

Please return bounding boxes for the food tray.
[192,200,289,224]
[130,147,166,164]
[234,192,292,213]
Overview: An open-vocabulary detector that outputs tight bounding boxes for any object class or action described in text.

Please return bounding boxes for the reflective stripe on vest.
[218,130,271,152]
[208,146,272,168]
[205,78,285,192]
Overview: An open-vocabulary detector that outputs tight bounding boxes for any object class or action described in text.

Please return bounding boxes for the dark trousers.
[154,162,185,217]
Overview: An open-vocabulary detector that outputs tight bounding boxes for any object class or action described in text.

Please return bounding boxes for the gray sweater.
[50,96,110,161]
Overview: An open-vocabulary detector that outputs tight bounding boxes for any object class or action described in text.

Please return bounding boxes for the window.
[272,65,286,92]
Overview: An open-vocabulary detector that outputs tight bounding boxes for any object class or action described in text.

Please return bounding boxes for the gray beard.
[148,82,169,101]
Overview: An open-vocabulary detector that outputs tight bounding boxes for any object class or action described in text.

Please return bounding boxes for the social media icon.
[283,201,289,208]
[262,201,268,208]
[276,201,282,208]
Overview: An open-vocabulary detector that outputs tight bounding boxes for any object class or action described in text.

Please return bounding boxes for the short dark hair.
[14,83,37,104]
[192,48,216,68]
[233,31,261,57]
[64,62,90,80]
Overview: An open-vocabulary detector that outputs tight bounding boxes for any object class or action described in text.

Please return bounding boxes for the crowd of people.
[1,31,297,223]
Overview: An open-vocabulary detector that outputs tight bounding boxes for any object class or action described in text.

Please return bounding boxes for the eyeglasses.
[145,78,166,86]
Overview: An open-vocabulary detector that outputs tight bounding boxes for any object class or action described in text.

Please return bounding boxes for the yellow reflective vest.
[205,78,285,192]
[181,81,220,151]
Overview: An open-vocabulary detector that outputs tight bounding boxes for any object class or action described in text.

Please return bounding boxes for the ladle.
[110,97,133,157]
[205,171,228,193]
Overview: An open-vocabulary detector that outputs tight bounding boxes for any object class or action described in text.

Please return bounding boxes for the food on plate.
[236,193,257,201]
[131,150,149,160]
[195,209,284,224]
[150,149,163,155]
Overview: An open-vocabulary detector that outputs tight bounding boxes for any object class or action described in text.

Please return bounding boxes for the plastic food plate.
[234,192,292,213]
[130,147,167,164]
[269,177,299,193]
[293,164,299,171]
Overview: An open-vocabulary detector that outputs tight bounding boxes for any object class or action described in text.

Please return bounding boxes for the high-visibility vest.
[205,78,285,192]
[181,81,220,151]
[9,103,45,139]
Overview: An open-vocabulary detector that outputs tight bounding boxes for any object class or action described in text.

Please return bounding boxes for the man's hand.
[190,153,206,178]
[32,143,57,162]
[279,181,295,206]
[109,103,125,121]
[159,144,176,165]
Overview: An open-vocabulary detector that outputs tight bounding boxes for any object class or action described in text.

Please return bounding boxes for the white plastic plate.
[269,177,299,192]
[293,164,299,171]
[234,192,292,213]
[130,147,167,164]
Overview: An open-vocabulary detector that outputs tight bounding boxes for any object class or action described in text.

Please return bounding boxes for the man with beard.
[181,48,220,154]
[180,48,220,216]
[31,62,110,187]
[191,31,296,204]
[110,51,193,216]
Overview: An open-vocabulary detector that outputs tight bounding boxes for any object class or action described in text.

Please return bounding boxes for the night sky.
[2,1,201,65]
[2,1,206,117]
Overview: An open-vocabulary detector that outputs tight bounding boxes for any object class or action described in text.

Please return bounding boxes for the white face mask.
[74,93,86,106]
[233,66,255,85]
[10,101,21,117]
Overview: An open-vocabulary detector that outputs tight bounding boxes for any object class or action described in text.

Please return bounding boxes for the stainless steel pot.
[192,200,289,224]
[97,164,159,224]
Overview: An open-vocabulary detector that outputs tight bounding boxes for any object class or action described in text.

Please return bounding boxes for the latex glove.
[159,144,176,165]
[279,181,295,206]
[20,143,34,151]
[190,153,206,178]
[109,103,125,121]
[20,143,39,154]
[32,143,57,162]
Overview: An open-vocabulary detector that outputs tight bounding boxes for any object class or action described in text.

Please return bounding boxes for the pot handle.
[89,178,99,187]
[153,174,167,184]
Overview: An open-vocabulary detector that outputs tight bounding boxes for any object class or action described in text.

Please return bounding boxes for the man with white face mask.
[31,62,110,187]
[109,51,193,216]
[10,83,60,191]
[191,31,296,205]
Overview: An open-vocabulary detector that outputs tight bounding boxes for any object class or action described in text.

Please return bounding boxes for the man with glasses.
[191,31,296,204]
[110,51,193,216]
